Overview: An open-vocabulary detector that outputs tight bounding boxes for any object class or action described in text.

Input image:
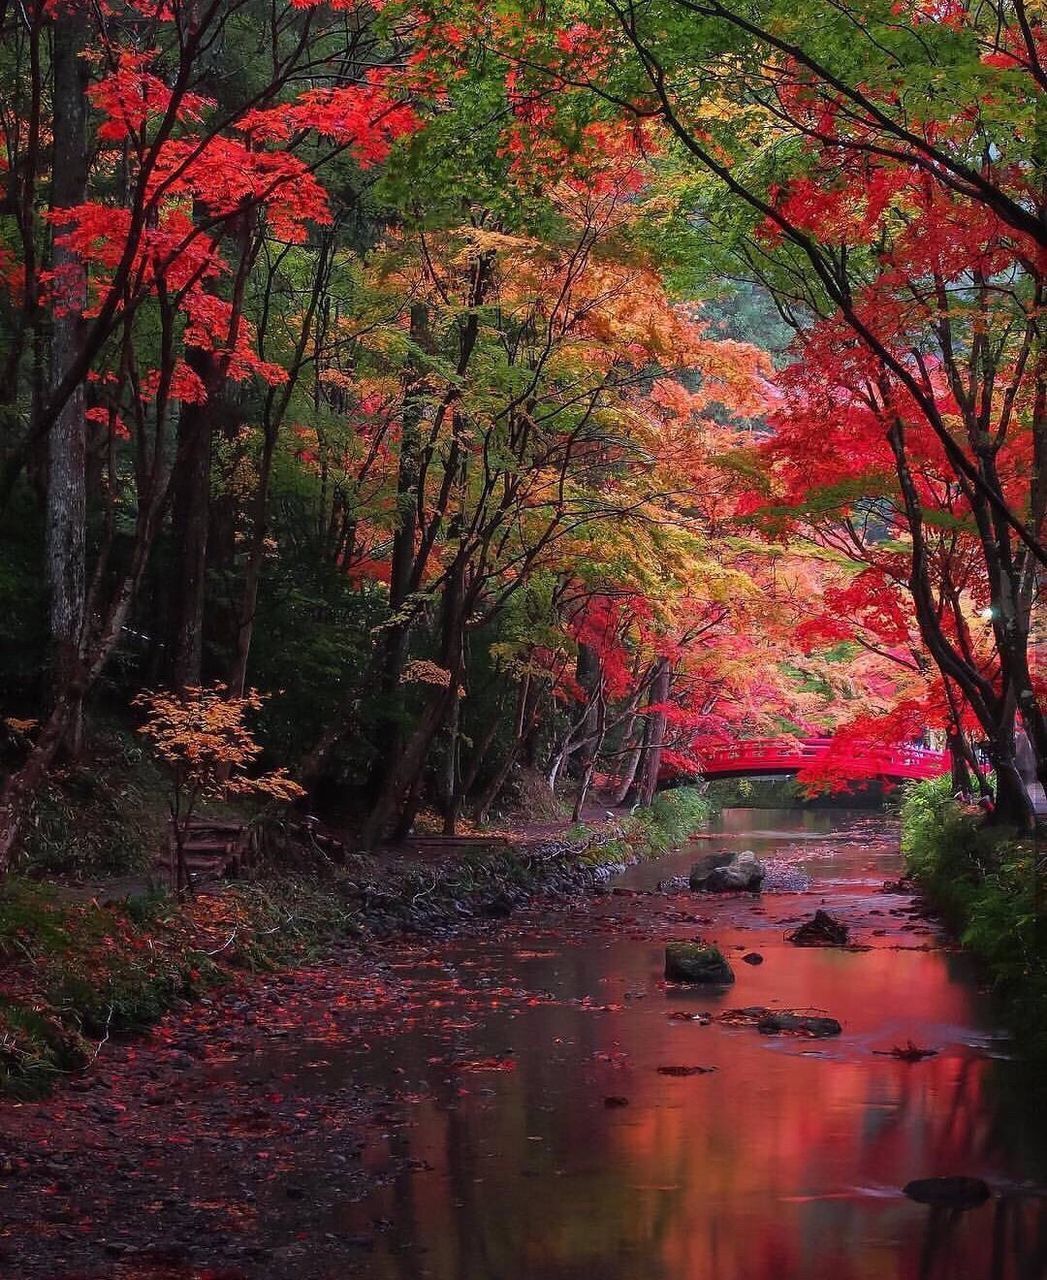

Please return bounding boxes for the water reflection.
[916,1194,1047,1280]
[335,810,1046,1280]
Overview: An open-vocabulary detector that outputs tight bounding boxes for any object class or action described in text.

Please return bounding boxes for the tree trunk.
[635,657,671,808]
[572,682,606,822]
[987,713,1034,829]
[46,10,89,754]
[360,552,465,848]
[473,677,533,820]
[358,683,458,847]
[227,424,277,697]
[366,303,431,795]
[441,695,461,836]
[947,731,973,796]
[170,356,215,689]
[570,643,601,773]
[613,716,644,805]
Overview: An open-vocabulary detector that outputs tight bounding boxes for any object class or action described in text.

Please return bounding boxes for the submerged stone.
[757,1010,841,1038]
[902,1176,991,1210]
[664,941,735,984]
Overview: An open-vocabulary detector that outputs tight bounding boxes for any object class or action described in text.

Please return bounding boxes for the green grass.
[635,787,717,852]
[17,721,171,878]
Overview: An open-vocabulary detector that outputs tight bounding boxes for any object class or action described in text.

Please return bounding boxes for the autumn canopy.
[0,0,1042,858]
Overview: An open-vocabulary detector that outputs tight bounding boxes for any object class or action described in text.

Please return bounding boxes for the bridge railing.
[694,737,947,779]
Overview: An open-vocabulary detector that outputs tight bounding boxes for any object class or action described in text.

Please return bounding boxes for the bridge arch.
[681,737,948,785]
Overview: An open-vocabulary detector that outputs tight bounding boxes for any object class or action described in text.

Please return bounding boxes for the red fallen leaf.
[455,1057,516,1072]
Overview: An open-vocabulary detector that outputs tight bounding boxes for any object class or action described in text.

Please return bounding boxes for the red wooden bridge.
[693,736,948,782]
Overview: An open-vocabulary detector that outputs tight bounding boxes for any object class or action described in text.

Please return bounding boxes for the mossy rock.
[664,941,734,984]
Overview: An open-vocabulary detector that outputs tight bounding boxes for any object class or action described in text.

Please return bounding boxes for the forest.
[0,0,1041,865]
[0,3,1045,1277]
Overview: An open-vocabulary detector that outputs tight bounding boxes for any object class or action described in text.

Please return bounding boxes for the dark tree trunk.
[360,553,466,848]
[46,10,89,753]
[613,713,645,805]
[170,354,216,689]
[227,425,277,697]
[474,676,535,820]
[635,657,671,808]
[359,683,458,847]
[441,695,461,836]
[570,643,601,773]
[947,731,973,796]
[573,682,606,822]
[987,712,1034,829]
[365,303,431,796]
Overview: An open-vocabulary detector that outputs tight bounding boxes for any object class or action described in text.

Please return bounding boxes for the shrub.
[637,787,716,852]
[901,777,1047,1055]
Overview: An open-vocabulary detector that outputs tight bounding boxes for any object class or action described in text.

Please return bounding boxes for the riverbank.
[0,786,712,1096]
[901,776,1047,1056]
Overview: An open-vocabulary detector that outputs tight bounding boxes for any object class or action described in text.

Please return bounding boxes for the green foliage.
[0,872,359,1096]
[705,777,805,808]
[0,879,74,958]
[900,775,1001,906]
[901,779,1047,1055]
[635,787,717,852]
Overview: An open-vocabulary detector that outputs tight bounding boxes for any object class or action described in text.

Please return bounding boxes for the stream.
[5,808,1047,1279]
[329,808,1047,1280]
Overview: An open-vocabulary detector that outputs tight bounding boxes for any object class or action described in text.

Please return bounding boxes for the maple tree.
[135,684,303,894]
[481,0,1045,824]
[0,0,420,865]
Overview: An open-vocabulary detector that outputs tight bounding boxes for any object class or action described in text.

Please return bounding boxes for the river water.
[329,808,1047,1280]
[7,808,1047,1279]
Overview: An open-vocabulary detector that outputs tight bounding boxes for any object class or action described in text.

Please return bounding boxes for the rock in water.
[902,1177,991,1210]
[756,1011,842,1037]
[741,952,764,966]
[786,909,850,946]
[689,850,766,892]
[721,1006,843,1037]
[664,942,735,984]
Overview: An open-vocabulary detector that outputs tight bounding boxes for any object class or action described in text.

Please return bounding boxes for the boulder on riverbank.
[689,850,766,893]
[664,942,735,984]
